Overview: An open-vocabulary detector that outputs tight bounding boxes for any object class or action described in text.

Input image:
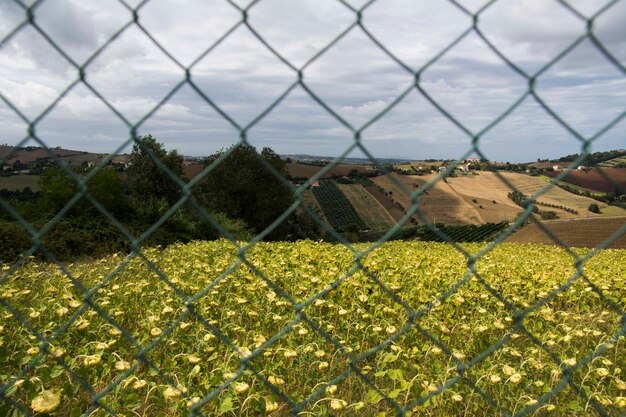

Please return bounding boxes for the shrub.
[588,203,600,213]
[0,221,32,262]
[540,211,558,220]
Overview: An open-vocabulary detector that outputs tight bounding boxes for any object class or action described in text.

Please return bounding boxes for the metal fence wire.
[1,0,626,416]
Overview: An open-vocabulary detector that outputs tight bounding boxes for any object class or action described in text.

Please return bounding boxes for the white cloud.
[0,0,624,162]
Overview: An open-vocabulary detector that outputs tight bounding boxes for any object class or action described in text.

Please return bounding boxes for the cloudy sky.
[0,0,624,162]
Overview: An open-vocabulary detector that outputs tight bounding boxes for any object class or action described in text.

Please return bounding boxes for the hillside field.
[544,168,626,194]
[335,183,395,230]
[286,162,375,179]
[332,172,624,230]
[505,217,626,249]
[0,175,41,192]
[1,240,625,416]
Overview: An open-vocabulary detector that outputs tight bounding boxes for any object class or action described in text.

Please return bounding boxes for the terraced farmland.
[311,182,367,232]
[335,183,395,230]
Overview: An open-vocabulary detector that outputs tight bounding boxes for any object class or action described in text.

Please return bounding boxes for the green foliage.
[39,168,76,214]
[86,167,127,215]
[312,181,367,232]
[540,211,558,220]
[417,222,509,243]
[507,190,537,212]
[1,240,624,416]
[0,186,40,202]
[38,167,127,217]
[40,216,131,260]
[126,135,186,206]
[199,144,294,237]
[589,203,600,213]
[0,221,31,262]
[556,149,626,165]
[507,191,578,215]
[0,140,286,262]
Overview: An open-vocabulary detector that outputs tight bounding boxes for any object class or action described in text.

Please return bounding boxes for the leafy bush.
[540,211,558,220]
[0,221,31,262]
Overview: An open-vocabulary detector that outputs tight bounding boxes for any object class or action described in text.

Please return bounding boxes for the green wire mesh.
[1,0,625,416]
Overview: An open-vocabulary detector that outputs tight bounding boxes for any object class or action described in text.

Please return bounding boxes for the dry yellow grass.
[301,189,325,221]
[438,172,626,220]
[310,171,625,229]
[499,172,626,218]
[372,173,484,225]
[505,216,626,248]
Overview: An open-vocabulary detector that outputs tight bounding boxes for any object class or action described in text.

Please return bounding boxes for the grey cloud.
[246,0,355,67]
[34,0,99,53]
[137,0,242,66]
[1,0,624,162]
[593,0,626,63]
[361,0,472,69]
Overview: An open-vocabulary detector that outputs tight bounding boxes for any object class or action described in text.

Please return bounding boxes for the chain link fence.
[1,0,625,416]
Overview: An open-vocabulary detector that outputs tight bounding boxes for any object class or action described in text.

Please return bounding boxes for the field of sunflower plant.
[0,240,625,416]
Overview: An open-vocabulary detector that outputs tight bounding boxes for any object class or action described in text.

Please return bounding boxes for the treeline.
[554,149,626,165]
[0,136,320,263]
[0,187,41,202]
[507,191,580,220]
[358,222,509,243]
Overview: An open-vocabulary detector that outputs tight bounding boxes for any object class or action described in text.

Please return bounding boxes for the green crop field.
[312,182,367,232]
[1,240,625,416]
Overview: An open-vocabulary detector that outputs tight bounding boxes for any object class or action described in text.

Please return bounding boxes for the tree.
[588,203,600,213]
[86,168,127,215]
[126,135,186,206]
[39,167,127,216]
[39,168,75,213]
[199,144,294,237]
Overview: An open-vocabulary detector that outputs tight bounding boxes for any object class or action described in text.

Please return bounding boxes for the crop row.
[312,182,367,232]
[418,222,509,243]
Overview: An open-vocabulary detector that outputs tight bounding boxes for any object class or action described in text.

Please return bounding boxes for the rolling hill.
[300,171,626,247]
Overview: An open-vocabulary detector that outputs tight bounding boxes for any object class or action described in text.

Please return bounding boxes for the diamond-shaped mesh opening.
[85,25,184,122]
[248,0,354,68]
[0,25,77,120]
[303,268,410,355]
[33,0,130,65]
[244,321,352,404]
[478,0,586,74]
[303,28,414,127]
[2,1,626,416]
[535,40,626,139]
[421,31,528,134]
[190,26,296,126]
[138,0,241,67]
